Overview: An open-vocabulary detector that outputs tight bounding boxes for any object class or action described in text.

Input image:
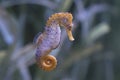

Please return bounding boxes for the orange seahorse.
[33,12,74,71]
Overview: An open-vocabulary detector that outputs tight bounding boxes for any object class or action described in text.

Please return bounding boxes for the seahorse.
[34,12,74,71]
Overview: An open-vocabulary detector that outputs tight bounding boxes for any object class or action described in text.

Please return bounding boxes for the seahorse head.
[46,12,74,41]
[58,13,74,41]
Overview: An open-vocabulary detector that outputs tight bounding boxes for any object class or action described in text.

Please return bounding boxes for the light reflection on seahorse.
[33,12,74,71]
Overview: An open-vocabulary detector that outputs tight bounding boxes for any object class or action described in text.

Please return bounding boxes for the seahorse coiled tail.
[34,12,74,71]
[36,55,57,71]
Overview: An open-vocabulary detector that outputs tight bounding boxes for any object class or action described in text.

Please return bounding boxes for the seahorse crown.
[46,12,73,28]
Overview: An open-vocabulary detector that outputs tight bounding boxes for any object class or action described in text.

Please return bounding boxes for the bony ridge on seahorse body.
[34,12,74,71]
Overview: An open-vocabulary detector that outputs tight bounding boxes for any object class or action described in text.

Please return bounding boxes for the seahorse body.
[34,12,74,71]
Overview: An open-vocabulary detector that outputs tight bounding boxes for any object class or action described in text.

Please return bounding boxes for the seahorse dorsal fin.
[33,32,42,44]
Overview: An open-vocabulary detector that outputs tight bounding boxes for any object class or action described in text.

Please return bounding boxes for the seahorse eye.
[62,18,67,23]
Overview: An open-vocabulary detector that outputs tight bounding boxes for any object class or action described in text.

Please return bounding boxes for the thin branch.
[17,58,32,80]
[0,0,57,9]
[75,2,109,39]
[0,19,14,45]
[60,43,103,69]
[0,8,15,45]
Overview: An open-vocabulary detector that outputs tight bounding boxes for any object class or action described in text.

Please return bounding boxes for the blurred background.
[0,0,120,80]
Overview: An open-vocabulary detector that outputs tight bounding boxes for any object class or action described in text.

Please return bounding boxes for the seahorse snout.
[66,23,74,41]
[66,29,74,41]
